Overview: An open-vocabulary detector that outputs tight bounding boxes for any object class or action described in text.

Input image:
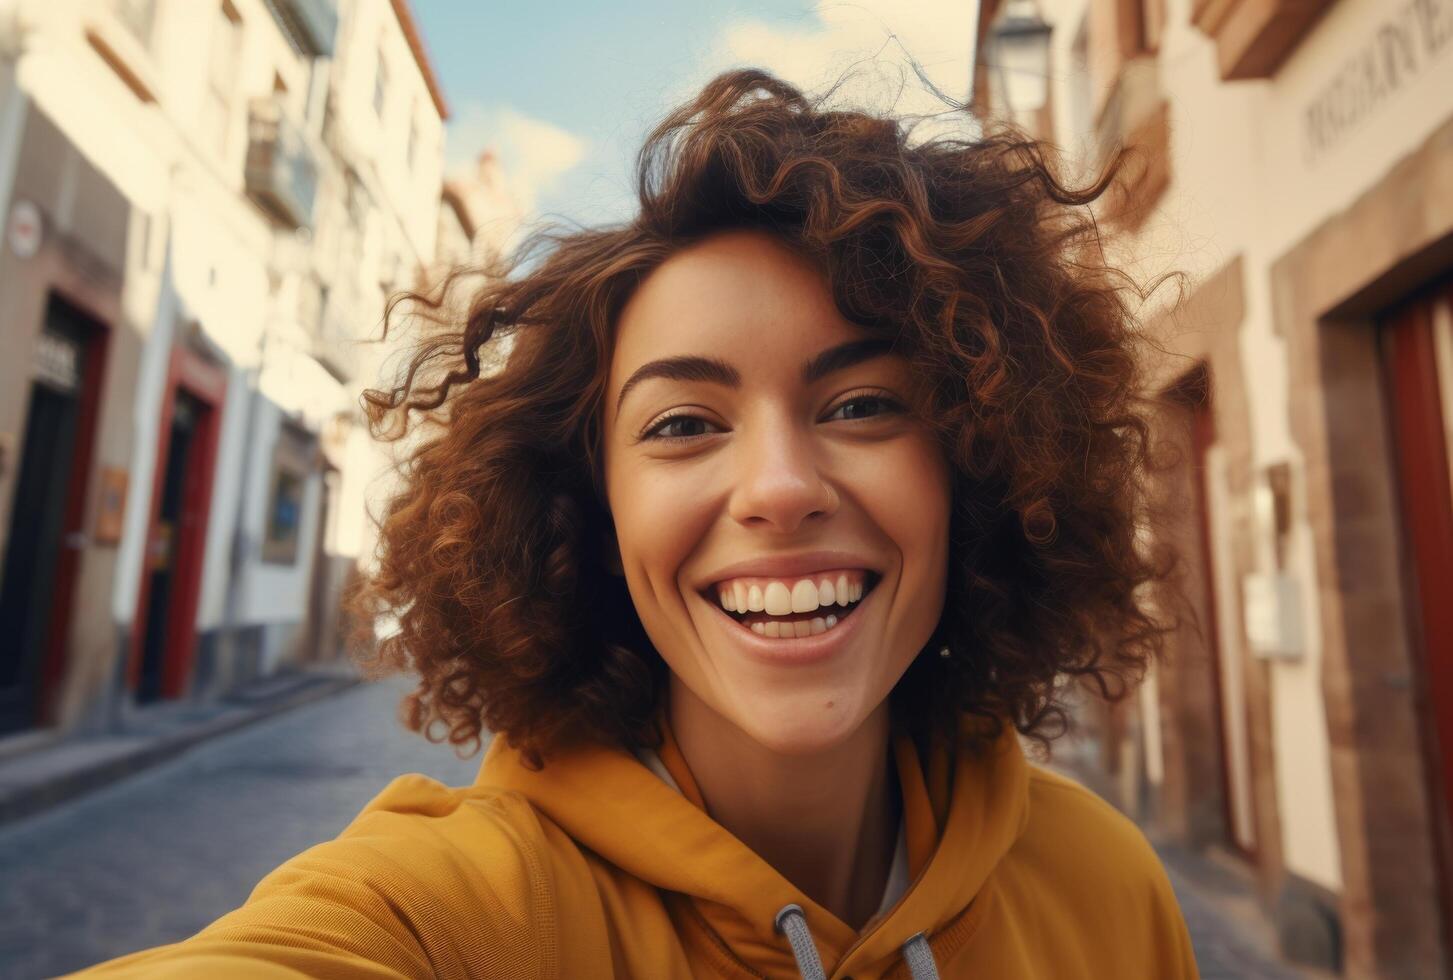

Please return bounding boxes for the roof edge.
[390,0,449,120]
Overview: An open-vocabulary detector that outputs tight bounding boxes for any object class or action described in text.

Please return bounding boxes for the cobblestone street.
[1160,849,1318,980]
[0,678,481,978]
[2,678,1310,978]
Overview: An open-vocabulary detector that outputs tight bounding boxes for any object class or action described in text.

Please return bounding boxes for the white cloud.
[685,0,981,140]
[445,104,588,217]
[439,3,981,230]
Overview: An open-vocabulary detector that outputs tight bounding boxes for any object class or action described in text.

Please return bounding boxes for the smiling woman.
[604,230,956,773]
[73,70,1198,979]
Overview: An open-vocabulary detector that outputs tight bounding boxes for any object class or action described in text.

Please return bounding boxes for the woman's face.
[602,229,952,755]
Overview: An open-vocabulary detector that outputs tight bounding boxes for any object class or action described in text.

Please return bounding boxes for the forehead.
[610,230,860,384]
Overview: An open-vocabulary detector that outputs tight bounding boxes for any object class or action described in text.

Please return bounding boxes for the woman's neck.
[668,680,899,930]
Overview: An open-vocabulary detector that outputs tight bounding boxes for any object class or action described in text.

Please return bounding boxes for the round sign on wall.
[8,199,42,259]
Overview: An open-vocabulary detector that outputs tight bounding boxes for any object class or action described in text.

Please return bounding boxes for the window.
[201,1,242,160]
[406,111,419,171]
[262,469,305,564]
[261,425,315,565]
[373,49,388,118]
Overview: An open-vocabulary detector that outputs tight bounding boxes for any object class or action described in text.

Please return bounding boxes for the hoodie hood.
[477,713,1031,978]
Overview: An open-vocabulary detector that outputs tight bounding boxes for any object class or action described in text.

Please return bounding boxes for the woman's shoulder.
[1015,762,1179,900]
[328,772,567,891]
[275,775,569,936]
[70,776,580,978]
[1003,763,1197,973]
[342,767,546,837]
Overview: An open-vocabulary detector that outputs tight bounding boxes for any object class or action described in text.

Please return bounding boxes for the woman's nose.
[726,417,839,533]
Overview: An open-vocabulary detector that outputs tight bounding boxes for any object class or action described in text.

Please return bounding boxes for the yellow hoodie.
[73,715,1199,979]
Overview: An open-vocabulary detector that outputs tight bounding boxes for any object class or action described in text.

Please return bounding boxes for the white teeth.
[717,573,870,634]
[764,582,793,616]
[742,611,845,638]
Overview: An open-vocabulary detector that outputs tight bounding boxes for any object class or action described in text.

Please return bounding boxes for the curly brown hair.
[348,68,1177,767]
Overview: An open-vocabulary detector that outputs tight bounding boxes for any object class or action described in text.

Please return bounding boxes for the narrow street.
[2,678,1306,979]
[0,678,480,978]
[1162,849,1318,980]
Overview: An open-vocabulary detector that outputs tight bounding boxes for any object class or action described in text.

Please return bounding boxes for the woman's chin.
[725,691,871,757]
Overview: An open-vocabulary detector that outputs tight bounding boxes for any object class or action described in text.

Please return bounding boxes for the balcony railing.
[263,0,338,58]
[245,96,319,230]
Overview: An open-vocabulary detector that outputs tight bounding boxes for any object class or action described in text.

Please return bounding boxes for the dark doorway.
[1156,368,1238,851]
[129,345,225,704]
[301,464,338,665]
[0,298,106,734]
[136,390,205,703]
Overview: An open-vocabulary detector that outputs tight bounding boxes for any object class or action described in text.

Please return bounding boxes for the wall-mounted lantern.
[986,0,1053,120]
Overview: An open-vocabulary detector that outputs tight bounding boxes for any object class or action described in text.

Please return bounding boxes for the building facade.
[975,0,1453,976]
[0,0,446,741]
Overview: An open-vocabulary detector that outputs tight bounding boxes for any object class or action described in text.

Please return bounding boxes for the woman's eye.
[643,415,717,441]
[827,395,900,422]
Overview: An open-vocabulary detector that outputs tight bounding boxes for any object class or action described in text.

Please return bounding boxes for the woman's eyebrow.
[615,355,741,420]
[614,338,895,420]
[801,338,894,384]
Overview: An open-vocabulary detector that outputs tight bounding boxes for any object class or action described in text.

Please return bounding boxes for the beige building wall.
[1033,0,1453,902]
[311,0,446,572]
[976,0,1453,972]
[0,0,448,724]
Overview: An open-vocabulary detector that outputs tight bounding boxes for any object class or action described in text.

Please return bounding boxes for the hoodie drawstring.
[775,904,942,980]
[900,932,941,980]
[775,905,826,980]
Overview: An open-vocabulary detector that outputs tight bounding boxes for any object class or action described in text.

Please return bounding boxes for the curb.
[0,673,362,829]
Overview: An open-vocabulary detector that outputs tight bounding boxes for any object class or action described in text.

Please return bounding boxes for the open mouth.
[704,570,881,638]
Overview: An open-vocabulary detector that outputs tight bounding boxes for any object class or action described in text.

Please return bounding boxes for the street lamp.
[987,0,1053,122]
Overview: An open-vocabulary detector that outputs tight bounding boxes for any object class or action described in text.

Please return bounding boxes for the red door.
[1381,278,1453,952]
[128,345,226,702]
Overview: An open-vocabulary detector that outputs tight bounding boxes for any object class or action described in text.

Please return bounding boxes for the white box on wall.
[1242,571,1305,660]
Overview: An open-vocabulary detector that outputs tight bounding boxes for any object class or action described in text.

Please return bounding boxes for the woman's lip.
[697,550,880,587]
[700,581,873,666]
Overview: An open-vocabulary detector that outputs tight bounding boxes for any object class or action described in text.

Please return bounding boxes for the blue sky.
[413,1,980,229]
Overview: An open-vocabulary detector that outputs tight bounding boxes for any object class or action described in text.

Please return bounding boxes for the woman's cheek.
[612,459,717,626]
